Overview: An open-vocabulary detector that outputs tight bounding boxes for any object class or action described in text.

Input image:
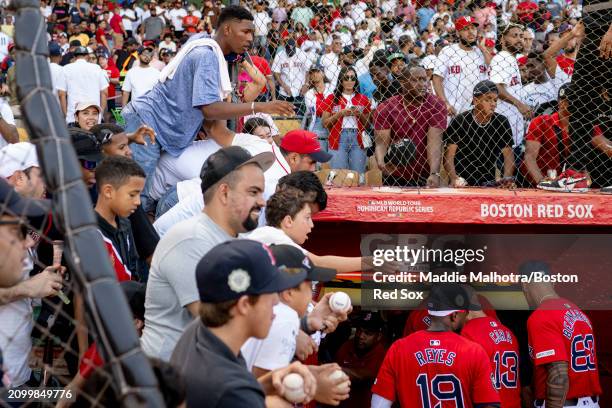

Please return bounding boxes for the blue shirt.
[416,7,435,32]
[359,73,377,99]
[131,46,222,157]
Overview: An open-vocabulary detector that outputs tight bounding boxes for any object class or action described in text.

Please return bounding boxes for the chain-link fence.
[0,1,164,406]
[240,0,611,191]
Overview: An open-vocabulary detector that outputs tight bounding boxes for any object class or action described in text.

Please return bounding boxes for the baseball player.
[372,284,501,408]
[490,23,533,148]
[432,16,490,117]
[461,288,521,408]
[521,261,602,408]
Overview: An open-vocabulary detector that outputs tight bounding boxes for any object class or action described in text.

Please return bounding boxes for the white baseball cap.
[0,142,40,178]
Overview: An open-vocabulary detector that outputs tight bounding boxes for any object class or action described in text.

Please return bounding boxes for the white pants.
[535,396,600,408]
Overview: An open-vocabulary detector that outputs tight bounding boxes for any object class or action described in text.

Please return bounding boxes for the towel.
[159,38,232,100]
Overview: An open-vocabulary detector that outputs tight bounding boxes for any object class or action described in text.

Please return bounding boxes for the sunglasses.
[343,75,356,81]
[0,220,30,241]
[80,159,98,170]
[99,128,114,144]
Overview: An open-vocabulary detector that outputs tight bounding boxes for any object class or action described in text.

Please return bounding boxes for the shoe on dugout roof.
[536,169,591,193]
[601,186,612,194]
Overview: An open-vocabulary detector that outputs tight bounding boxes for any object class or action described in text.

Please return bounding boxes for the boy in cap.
[444,79,515,187]
[372,283,500,408]
[171,239,317,407]
[241,244,350,405]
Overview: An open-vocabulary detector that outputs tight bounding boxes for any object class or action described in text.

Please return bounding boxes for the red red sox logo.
[447,65,488,74]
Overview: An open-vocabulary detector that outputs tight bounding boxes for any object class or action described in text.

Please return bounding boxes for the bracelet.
[251,102,255,115]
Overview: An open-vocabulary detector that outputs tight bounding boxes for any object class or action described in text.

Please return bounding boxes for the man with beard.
[371,284,500,408]
[432,16,490,118]
[121,46,160,106]
[335,312,387,408]
[140,146,275,361]
[490,23,532,152]
[271,38,312,112]
[373,65,447,187]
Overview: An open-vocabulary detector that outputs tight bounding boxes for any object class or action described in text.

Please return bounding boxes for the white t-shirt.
[271,49,312,97]
[433,44,488,114]
[153,135,291,236]
[49,61,63,99]
[56,58,109,123]
[122,65,160,100]
[319,52,340,89]
[490,50,525,145]
[121,8,136,31]
[341,93,359,129]
[159,40,177,53]
[0,98,17,149]
[167,8,187,31]
[354,28,371,49]
[253,11,271,36]
[241,302,300,371]
[522,81,557,111]
[0,32,11,61]
[246,226,307,254]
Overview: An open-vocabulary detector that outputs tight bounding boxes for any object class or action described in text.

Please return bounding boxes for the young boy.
[94,156,145,281]
[241,244,336,376]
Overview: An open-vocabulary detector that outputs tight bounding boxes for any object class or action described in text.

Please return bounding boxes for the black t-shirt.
[445,111,513,186]
[373,79,401,104]
[52,4,70,21]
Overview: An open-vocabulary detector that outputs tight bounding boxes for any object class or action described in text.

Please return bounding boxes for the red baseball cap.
[455,16,478,31]
[484,38,496,48]
[280,130,333,163]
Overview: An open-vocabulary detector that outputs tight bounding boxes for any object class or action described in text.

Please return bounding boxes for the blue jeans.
[330,128,366,173]
[155,185,179,219]
[122,104,161,213]
[312,117,329,152]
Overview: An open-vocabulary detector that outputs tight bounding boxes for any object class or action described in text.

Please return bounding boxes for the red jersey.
[336,341,387,408]
[250,55,271,93]
[320,93,371,150]
[556,55,575,76]
[462,316,521,408]
[373,331,500,407]
[403,295,499,337]
[527,298,602,400]
[103,64,120,99]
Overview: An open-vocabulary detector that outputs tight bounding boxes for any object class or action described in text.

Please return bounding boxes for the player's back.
[373,330,500,407]
[527,298,602,400]
[462,316,521,408]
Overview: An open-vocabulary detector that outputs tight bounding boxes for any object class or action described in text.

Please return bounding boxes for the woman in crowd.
[321,66,371,173]
[243,117,274,144]
[303,66,333,152]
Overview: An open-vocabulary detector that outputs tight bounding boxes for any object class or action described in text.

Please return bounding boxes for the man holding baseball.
[521,261,602,408]
[371,283,501,408]
[171,239,317,407]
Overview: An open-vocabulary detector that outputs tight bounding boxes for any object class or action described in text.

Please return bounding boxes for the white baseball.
[329,292,351,314]
[282,373,306,403]
[328,369,347,382]
[454,177,467,187]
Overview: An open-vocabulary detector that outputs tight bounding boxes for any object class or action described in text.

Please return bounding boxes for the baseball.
[454,177,467,187]
[282,373,306,403]
[328,369,347,382]
[329,292,351,314]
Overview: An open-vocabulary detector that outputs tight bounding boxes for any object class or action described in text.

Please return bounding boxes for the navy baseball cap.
[473,80,499,97]
[69,128,103,162]
[200,146,274,194]
[427,283,480,316]
[0,178,50,219]
[196,240,307,303]
[270,244,336,282]
[48,42,62,56]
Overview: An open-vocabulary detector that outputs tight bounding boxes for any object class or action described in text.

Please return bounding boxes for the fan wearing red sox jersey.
[432,16,490,117]
[490,24,533,147]
[461,293,521,408]
[371,284,501,408]
[521,261,602,408]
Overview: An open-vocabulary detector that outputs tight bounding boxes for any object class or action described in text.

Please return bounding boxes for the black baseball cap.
[473,80,499,97]
[199,146,274,194]
[426,283,480,316]
[355,311,385,332]
[69,128,103,162]
[126,38,139,46]
[0,178,51,219]
[73,46,89,56]
[196,240,307,303]
[270,244,336,282]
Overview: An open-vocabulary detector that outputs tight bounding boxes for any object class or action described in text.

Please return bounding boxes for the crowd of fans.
[0,0,610,406]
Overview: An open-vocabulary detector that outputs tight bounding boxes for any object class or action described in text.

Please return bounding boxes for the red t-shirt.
[110,13,123,34]
[250,55,271,93]
[527,298,602,400]
[321,93,371,150]
[372,330,500,406]
[182,15,200,33]
[556,55,575,76]
[103,64,120,99]
[373,94,447,181]
[462,316,521,408]
[335,340,386,408]
[403,295,499,337]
